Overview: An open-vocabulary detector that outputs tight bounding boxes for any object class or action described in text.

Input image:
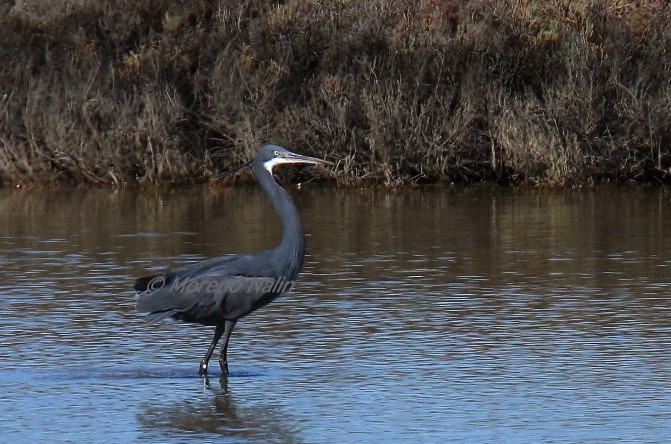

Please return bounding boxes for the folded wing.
[136,273,284,324]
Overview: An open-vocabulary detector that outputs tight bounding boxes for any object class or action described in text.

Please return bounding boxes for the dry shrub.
[1,0,671,186]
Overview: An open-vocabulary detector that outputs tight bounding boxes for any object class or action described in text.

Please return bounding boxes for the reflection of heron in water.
[135,145,332,375]
[137,376,300,440]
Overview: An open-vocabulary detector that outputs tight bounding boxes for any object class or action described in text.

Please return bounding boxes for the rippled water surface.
[1,186,670,442]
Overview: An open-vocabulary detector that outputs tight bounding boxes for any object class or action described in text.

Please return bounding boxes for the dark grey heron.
[135,144,332,375]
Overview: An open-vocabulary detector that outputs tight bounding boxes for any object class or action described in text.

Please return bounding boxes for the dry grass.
[2,0,671,187]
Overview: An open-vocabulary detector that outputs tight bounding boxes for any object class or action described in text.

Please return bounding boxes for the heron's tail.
[134,274,158,292]
[135,273,178,323]
[136,289,177,324]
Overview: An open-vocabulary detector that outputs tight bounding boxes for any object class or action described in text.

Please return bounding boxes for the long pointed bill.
[264,151,333,173]
[282,151,333,166]
[217,149,333,178]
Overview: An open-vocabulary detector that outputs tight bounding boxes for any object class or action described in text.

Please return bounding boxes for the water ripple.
[1,188,671,442]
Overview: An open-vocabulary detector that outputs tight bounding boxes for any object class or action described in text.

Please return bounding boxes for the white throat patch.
[263,157,285,174]
[263,157,305,173]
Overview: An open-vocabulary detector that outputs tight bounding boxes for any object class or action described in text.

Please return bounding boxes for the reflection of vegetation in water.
[137,377,301,442]
[2,1,671,187]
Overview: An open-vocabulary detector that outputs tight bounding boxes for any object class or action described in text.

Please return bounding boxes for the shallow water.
[1,186,670,442]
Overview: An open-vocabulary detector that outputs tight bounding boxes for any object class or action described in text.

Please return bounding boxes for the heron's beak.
[283,151,333,166]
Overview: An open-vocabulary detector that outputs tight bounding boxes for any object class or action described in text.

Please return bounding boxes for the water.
[1,186,670,442]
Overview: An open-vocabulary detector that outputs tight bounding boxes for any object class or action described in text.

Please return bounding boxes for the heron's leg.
[218,319,237,376]
[199,324,225,375]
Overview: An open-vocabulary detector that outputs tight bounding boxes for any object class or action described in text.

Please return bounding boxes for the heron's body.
[135,145,330,375]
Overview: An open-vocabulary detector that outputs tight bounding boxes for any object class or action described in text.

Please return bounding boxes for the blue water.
[0,187,670,442]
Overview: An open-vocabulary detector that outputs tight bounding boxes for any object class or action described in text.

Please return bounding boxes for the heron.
[135,144,332,375]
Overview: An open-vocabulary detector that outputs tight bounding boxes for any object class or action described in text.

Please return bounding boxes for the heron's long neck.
[255,164,306,279]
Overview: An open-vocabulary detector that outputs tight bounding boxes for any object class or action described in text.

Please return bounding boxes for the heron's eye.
[273,150,280,156]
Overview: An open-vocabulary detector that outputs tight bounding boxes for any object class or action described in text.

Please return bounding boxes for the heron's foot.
[199,360,209,375]
[219,357,229,376]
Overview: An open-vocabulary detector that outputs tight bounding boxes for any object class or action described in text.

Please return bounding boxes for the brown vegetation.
[1,0,671,187]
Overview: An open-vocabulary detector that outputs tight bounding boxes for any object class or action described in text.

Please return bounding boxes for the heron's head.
[256,145,332,174]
